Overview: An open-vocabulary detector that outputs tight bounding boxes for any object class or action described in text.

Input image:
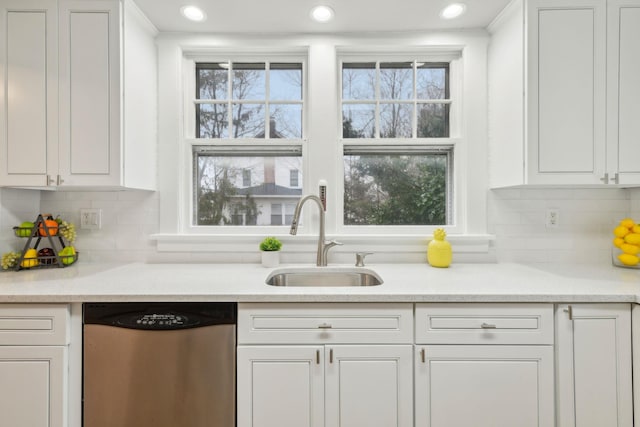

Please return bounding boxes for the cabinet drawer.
[238,303,413,344]
[0,304,69,345]
[415,303,553,345]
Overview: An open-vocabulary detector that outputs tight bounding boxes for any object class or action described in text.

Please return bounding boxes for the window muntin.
[193,147,302,226]
[196,62,303,139]
[341,61,450,139]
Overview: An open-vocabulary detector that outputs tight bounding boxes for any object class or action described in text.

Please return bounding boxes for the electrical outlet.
[80,209,102,230]
[545,209,559,228]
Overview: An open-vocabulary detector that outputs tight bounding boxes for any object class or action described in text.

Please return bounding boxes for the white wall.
[39,190,158,262]
[0,189,40,254]
[0,187,621,265]
[490,188,630,265]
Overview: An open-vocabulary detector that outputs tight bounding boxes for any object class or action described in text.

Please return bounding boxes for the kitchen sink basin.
[265,267,383,287]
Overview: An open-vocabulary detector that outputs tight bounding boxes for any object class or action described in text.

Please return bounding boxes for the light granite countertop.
[0,262,639,303]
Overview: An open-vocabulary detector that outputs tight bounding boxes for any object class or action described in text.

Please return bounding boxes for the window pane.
[197,64,228,100]
[417,64,448,100]
[380,103,412,138]
[342,63,375,100]
[270,63,302,100]
[233,63,266,100]
[343,152,449,225]
[417,103,450,138]
[380,62,413,100]
[269,104,302,138]
[194,151,302,226]
[271,203,282,225]
[285,203,296,225]
[197,104,228,138]
[343,104,375,138]
[232,103,265,138]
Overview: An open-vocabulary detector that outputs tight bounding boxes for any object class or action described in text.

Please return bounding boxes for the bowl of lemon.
[612,218,640,268]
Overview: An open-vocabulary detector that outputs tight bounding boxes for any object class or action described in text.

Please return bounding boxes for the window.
[341,59,455,227]
[289,169,299,187]
[242,169,251,187]
[193,147,303,226]
[191,59,305,228]
[196,62,303,139]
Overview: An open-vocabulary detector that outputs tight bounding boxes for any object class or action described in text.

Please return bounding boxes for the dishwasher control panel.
[84,302,237,330]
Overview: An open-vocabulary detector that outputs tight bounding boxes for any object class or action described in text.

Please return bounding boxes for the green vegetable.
[259,237,282,252]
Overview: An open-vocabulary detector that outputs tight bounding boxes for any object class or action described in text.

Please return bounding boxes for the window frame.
[337,51,464,235]
[181,53,308,235]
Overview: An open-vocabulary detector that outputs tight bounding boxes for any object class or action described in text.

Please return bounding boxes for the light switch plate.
[80,209,102,230]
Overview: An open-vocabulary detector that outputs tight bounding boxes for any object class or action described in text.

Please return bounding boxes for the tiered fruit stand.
[12,214,77,270]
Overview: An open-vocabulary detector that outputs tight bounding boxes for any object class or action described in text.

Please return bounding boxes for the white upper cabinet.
[0,0,157,190]
[0,0,58,187]
[606,0,640,185]
[489,0,639,187]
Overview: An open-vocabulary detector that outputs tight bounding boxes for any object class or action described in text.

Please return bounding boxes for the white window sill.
[150,233,495,254]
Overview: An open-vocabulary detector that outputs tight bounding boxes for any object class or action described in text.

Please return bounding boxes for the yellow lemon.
[620,243,640,255]
[614,237,625,248]
[620,218,636,229]
[618,253,640,266]
[633,225,640,234]
[614,225,630,238]
[624,233,640,245]
[20,248,39,268]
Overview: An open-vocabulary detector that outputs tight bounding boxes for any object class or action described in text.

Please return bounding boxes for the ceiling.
[132,0,512,34]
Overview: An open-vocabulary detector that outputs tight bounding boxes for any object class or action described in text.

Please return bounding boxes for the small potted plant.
[259,237,282,268]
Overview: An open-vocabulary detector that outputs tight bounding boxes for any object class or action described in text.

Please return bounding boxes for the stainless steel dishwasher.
[83,302,236,427]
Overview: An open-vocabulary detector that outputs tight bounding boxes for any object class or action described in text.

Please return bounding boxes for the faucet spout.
[289,194,339,266]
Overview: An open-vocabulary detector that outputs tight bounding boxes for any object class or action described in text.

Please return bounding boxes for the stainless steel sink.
[265,267,383,287]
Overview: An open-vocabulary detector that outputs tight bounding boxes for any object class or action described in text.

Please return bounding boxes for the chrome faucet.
[290,195,342,266]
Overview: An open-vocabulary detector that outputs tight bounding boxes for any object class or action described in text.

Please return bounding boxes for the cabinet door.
[0,0,57,187]
[0,346,67,427]
[415,345,554,427]
[237,345,324,427]
[607,0,640,184]
[58,0,121,187]
[325,345,413,427]
[556,304,632,427]
[527,0,606,184]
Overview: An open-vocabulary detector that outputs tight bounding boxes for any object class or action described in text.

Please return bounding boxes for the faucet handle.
[355,252,373,267]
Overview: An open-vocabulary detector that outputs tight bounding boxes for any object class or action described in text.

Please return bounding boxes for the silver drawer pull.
[318,323,332,329]
[481,323,497,329]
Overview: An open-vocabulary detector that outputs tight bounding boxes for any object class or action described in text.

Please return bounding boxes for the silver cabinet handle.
[600,173,609,184]
[481,323,497,329]
[318,323,332,329]
[564,305,573,320]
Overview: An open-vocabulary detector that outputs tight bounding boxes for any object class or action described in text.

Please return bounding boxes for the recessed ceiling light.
[310,5,335,23]
[440,3,466,19]
[181,5,206,22]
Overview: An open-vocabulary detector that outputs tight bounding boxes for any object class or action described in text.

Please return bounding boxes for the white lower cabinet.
[0,304,70,427]
[415,345,554,427]
[556,303,633,427]
[237,303,414,427]
[0,346,67,427]
[414,303,555,427]
[237,345,324,427]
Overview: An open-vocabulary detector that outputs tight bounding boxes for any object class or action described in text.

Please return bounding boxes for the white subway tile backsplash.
[1,187,636,265]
